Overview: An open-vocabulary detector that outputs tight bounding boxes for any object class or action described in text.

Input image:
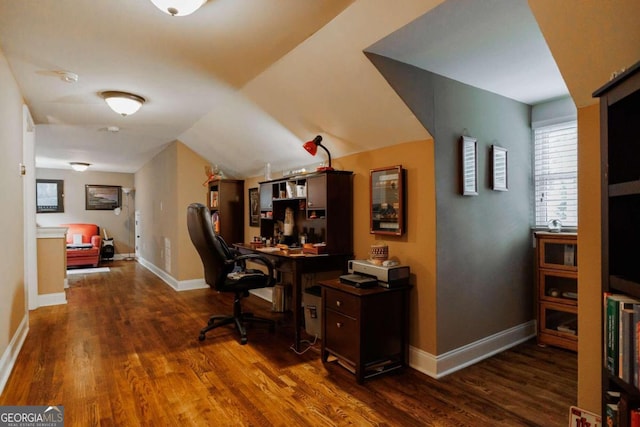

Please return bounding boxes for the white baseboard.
[408,320,536,378]
[37,292,67,307]
[137,257,208,291]
[0,314,29,395]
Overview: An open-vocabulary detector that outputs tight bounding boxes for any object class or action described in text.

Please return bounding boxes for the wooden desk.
[234,244,351,351]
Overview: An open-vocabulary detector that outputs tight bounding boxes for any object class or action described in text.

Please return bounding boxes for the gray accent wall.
[366,52,534,354]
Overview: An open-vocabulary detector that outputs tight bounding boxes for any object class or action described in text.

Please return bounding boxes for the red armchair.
[62,223,102,267]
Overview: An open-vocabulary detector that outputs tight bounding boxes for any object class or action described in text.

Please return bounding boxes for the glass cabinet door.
[370,165,404,235]
[539,238,577,271]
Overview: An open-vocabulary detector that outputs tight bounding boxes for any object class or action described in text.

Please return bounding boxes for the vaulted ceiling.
[0,0,637,176]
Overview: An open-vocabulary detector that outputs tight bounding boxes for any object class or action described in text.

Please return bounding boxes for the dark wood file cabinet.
[319,279,410,384]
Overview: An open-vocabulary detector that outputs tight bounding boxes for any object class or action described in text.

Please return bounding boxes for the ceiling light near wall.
[100,91,145,116]
[149,0,207,16]
[70,162,90,172]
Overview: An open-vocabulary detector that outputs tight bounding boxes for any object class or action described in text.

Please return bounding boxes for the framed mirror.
[370,165,405,235]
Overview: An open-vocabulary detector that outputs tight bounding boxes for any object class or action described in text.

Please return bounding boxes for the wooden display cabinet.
[535,231,577,351]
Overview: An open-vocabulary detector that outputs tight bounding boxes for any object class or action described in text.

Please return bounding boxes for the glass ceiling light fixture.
[100,91,145,117]
[149,0,207,16]
[70,162,90,172]
[303,135,334,171]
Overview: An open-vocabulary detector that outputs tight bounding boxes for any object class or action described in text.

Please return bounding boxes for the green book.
[606,295,639,376]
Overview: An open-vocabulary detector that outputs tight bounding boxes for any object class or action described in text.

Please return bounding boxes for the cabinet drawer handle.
[336,300,342,307]
[336,322,343,328]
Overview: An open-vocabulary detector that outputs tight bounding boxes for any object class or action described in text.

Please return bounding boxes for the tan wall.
[577,103,601,411]
[0,48,26,363]
[243,138,437,352]
[35,168,135,256]
[37,237,66,295]
[135,142,178,275]
[135,141,211,280]
[176,142,213,281]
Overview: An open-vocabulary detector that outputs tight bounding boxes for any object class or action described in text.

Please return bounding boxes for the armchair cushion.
[62,223,102,267]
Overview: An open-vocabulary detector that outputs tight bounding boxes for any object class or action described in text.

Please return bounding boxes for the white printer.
[346,259,410,288]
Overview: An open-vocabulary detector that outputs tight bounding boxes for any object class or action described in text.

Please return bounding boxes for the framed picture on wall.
[85,184,121,210]
[461,136,478,196]
[36,179,64,213]
[492,145,508,191]
[249,187,259,227]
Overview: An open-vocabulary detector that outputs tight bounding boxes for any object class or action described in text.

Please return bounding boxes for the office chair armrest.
[235,253,275,278]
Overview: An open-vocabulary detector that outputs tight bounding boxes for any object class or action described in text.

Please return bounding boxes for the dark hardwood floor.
[0,261,576,426]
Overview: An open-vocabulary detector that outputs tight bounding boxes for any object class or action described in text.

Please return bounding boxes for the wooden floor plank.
[0,261,577,426]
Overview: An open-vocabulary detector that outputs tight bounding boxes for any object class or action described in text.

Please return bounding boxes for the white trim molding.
[408,321,536,378]
[37,292,67,307]
[0,314,28,395]
[137,257,208,291]
[36,226,67,239]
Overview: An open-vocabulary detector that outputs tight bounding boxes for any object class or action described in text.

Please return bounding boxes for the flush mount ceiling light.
[70,162,90,172]
[100,91,145,116]
[149,0,207,16]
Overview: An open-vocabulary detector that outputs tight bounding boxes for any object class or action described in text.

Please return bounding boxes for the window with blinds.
[533,121,578,228]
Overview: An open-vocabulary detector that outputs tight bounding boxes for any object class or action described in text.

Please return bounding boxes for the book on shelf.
[631,408,640,427]
[605,294,640,377]
[557,318,577,335]
[634,304,640,389]
[622,308,635,383]
[607,403,619,427]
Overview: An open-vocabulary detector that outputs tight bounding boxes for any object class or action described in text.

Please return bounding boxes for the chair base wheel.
[240,336,248,345]
[198,333,206,341]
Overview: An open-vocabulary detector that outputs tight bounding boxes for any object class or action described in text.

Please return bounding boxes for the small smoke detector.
[56,70,79,83]
[107,126,120,133]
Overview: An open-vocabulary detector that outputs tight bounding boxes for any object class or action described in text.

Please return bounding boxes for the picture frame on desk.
[249,187,259,227]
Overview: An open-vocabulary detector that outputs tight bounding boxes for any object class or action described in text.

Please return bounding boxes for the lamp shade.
[70,162,90,172]
[101,91,145,116]
[303,136,322,156]
[150,0,207,16]
[302,135,333,171]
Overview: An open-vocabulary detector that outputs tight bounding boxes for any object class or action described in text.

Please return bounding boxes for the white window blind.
[533,121,578,228]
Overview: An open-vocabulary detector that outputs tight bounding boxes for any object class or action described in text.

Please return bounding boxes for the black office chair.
[187,202,276,344]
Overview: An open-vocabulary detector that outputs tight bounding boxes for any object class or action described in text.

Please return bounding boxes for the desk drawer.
[324,288,359,317]
[324,310,357,362]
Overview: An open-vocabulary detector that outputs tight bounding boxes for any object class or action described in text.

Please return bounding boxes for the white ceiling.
[0,0,578,176]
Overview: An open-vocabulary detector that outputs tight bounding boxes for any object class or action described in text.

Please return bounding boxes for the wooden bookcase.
[207,179,244,245]
[594,60,640,424]
[258,170,353,254]
[535,232,578,352]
